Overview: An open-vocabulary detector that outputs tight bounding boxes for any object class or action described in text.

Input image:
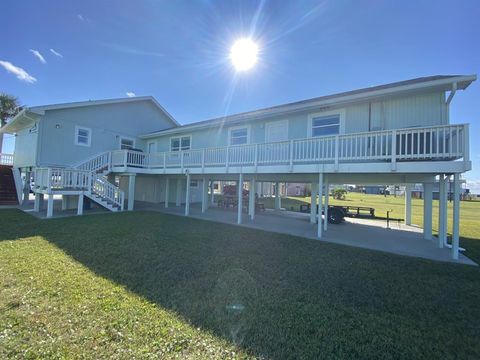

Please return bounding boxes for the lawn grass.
[261,192,480,262]
[1,209,480,359]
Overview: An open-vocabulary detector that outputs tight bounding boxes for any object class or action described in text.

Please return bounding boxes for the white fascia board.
[0,109,41,134]
[140,75,477,139]
[30,96,180,127]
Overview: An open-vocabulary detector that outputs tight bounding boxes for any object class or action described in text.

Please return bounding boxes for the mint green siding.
[147,91,446,151]
[37,100,175,167]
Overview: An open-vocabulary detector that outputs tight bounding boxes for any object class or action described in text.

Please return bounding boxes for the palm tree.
[0,93,21,153]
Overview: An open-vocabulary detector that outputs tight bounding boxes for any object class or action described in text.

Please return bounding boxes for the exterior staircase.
[74,152,124,212]
[0,165,19,205]
[33,152,124,213]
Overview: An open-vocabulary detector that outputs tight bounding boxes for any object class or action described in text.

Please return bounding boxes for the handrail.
[0,153,14,166]
[110,124,468,171]
[91,174,125,210]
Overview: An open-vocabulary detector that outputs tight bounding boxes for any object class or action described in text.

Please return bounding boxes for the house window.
[311,115,340,137]
[75,126,91,147]
[190,180,198,188]
[170,136,191,151]
[230,127,249,145]
[120,137,135,150]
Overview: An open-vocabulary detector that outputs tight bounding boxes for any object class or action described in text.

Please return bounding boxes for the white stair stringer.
[73,152,125,212]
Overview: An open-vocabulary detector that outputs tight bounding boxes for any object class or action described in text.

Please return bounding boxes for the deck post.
[237,173,243,224]
[210,180,215,204]
[47,194,54,218]
[317,173,324,238]
[127,174,136,211]
[201,176,208,213]
[423,182,433,240]
[77,193,84,215]
[34,193,44,212]
[165,177,169,208]
[438,174,446,248]
[452,173,460,260]
[23,170,31,204]
[404,184,412,226]
[310,182,317,224]
[275,181,281,210]
[323,175,329,231]
[61,195,68,211]
[176,178,182,206]
[249,178,256,220]
[185,173,191,216]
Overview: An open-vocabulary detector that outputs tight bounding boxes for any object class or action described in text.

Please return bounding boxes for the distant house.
[0,75,475,261]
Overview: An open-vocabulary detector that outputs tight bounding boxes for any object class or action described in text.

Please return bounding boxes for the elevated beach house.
[0,75,475,260]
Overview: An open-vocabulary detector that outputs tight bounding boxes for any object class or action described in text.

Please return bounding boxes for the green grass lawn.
[1,209,480,359]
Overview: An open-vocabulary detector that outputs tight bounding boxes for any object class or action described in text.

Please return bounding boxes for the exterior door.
[147,142,156,153]
[266,120,288,142]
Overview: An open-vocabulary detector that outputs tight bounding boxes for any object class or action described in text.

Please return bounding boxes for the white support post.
[77,193,84,215]
[176,178,182,206]
[310,182,317,224]
[249,178,256,220]
[201,177,208,213]
[237,173,243,224]
[423,183,433,240]
[438,175,446,248]
[34,193,42,212]
[404,184,412,226]
[127,174,136,211]
[452,173,460,260]
[185,173,191,216]
[323,176,329,231]
[165,177,170,208]
[210,180,215,204]
[23,171,31,205]
[275,181,281,210]
[62,195,68,211]
[47,194,54,218]
[317,173,324,238]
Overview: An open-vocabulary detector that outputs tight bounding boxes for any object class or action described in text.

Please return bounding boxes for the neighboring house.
[0,75,475,261]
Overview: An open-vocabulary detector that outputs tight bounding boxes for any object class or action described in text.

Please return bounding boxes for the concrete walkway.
[137,201,477,266]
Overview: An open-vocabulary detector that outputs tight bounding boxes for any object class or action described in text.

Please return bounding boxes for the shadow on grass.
[1,209,480,358]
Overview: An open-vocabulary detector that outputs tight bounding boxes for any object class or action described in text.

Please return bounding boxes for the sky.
[1,0,479,190]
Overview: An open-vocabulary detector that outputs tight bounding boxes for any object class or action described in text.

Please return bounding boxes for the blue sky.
[1,0,479,189]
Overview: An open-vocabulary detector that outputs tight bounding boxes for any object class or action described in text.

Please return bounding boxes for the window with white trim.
[75,126,91,146]
[120,137,135,150]
[230,127,249,145]
[170,136,191,151]
[311,115,340,137]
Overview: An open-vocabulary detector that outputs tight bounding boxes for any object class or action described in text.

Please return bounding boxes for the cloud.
[101,42,164,57]
[0,60,37,83]
[29,49,46,64]
[126,92,136,97]
[466,179,480,194]
[77,14,85,21]
[50,48,63,58]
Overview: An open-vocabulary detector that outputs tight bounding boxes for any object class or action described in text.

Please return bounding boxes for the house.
[0,74,475,261]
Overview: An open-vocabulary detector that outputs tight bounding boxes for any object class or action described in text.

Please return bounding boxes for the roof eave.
[140,74,476,139]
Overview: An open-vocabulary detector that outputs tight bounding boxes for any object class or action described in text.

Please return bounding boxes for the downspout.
[445,82,457,124]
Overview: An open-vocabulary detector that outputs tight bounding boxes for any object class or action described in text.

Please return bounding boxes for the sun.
[229,38,258,71]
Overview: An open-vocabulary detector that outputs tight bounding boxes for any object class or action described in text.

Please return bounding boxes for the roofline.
[30,96,180,127]
[140,74,476,139]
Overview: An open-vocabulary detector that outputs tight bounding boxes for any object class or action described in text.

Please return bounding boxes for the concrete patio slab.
[136,201,477,266]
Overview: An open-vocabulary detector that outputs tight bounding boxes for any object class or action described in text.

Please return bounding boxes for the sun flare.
[229,38,258,71]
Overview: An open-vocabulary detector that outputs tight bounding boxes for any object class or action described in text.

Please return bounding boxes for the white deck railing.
[110,124,469,171]
[35,168,91,191]
[91,175,124,210]
[34,168,125,209]
[0,153,14,166]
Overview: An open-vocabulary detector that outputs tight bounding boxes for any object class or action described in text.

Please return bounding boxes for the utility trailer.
[299,204,376,224]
